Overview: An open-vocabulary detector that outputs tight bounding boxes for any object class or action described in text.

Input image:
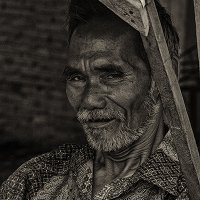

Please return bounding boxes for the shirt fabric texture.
[0,131,189,200]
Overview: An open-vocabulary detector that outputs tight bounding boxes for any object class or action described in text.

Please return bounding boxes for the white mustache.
[77,108,125,123]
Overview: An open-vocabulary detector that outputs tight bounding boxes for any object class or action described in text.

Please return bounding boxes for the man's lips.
[84,118,117,128]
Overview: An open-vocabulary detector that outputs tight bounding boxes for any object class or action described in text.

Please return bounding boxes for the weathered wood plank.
[193,0,200,74]
[141,2,200,199]
[98,0,149,36]
[99,0,200,199]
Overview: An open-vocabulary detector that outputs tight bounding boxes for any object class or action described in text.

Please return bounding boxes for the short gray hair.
[67,0,179,76]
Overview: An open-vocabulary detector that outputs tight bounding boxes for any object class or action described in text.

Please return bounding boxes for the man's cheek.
[109,89,137,109]
[66,87,83,111]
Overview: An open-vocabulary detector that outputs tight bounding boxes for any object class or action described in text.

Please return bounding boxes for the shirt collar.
[136,130,185,196]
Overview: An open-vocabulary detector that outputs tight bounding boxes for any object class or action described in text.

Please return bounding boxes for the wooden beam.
[99,0,200,198]
[98,0,149,36]
[193,0,200,74]
[142,2,200,199]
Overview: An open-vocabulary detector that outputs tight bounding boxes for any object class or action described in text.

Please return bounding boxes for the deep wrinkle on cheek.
[66,84,85,110]
[105,82,135,119]
[121,80,147,126]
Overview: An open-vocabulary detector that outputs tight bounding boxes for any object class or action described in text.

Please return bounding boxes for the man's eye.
[67,74,86,82]
[106,73,122,79]
[103,72,124,80]
[100,72,124,84]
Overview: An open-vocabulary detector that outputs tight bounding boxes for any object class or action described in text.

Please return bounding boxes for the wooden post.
[142,2,200,199]
[193,0,200,74]
[99,0,200,198]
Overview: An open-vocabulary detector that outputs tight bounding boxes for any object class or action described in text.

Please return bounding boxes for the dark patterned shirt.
[0,131,189,199]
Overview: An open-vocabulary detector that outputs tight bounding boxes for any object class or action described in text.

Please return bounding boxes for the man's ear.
[150,79,170,127]
[149,79,159,104]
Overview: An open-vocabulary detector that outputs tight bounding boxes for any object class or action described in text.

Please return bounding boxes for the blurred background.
[0,0,199,184]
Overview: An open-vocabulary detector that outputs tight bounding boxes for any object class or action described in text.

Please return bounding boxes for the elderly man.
[0,0,189,199]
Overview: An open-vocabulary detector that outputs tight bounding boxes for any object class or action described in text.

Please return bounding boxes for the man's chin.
[83,124,142,152]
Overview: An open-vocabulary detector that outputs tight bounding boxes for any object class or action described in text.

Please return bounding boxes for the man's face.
[65,17,151,152]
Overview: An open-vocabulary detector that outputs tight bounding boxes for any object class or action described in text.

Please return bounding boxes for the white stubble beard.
[82,121,144,152]
[78,92,160,152]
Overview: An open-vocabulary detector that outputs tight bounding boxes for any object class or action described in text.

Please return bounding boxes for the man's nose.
[82,89,106,110]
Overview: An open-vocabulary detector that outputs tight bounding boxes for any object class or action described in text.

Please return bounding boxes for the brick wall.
[0,0,86,183]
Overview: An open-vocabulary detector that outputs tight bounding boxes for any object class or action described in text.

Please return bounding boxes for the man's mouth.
[85,118,117,128]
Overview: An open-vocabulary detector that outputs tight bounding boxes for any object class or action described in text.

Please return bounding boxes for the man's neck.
[106,117,164,164]
[93,107,165,195]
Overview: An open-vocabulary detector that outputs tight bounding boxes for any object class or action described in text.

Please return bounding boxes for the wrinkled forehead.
[67,16,147,66]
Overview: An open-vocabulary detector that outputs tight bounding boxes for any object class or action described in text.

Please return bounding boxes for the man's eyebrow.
[63,66,83,76]
[94,64,124,73]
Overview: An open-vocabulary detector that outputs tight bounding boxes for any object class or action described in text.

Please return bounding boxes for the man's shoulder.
[0,143,94,200]
[7,143,92,176]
